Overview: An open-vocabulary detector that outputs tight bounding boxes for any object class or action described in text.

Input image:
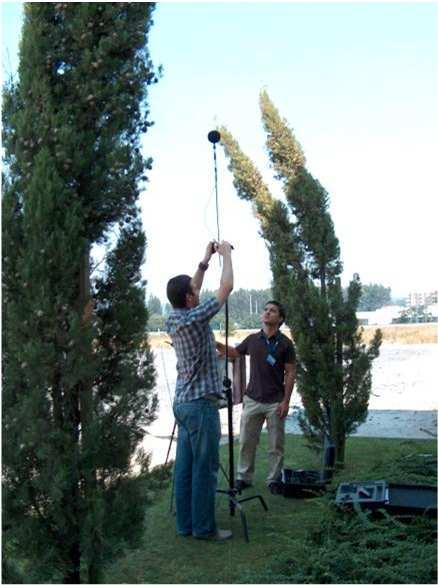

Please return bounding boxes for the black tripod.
[216,299,268,542]
[207,130,267,542]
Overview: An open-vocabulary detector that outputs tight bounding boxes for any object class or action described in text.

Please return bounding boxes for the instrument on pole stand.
[208,129,268,542]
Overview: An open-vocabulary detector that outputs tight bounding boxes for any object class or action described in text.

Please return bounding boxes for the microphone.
[207,130,221,144]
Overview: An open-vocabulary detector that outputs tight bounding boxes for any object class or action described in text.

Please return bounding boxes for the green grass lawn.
[104,435,437,584]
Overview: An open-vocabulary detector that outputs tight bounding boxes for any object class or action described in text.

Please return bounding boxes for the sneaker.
[194,529,233,542]
[268,481,283,495]
[235,479,252,492]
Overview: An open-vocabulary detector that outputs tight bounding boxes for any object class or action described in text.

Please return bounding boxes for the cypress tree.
[2,3,158,582]
[219,90,382,468]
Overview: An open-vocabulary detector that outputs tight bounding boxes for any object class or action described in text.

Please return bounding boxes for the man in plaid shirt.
[166,240,233,542]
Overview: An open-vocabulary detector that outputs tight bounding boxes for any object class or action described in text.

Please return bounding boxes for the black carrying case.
[335,480,437,517]
[281,468,328,497]
[279,440,336,498]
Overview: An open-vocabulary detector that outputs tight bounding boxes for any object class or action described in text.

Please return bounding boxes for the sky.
[2,1,438,303]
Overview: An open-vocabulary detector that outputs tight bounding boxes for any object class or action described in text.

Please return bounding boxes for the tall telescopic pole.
[224,300,235,514]
[211,133,221,245]
[207,130,267,539]
[207,130,236,515]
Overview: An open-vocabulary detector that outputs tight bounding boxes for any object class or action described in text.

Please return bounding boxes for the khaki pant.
[237,395,285,485]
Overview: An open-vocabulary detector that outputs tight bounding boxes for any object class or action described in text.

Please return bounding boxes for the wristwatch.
[198,262,209,271]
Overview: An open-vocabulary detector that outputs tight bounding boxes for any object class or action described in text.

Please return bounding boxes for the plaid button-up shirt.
[166,297,221,404]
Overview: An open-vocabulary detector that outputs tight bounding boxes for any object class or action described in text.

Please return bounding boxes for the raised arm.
[190,241,216,293]
[215,241,234,308]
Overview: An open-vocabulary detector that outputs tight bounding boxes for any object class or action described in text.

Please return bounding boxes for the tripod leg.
[219,461,229,484]
[165,420,177,465]
[256,494,269,511]
[229,495,236,517]
[169,464,175,515]
[239,507,249,543]
[231,498,249,542]
[238,494,269,512]
[167,421,177,514]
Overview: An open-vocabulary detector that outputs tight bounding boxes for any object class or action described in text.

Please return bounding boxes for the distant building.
[427,291,438,305]
[408,290,438,307]
[356,305,405,326]
[429,304,438,319]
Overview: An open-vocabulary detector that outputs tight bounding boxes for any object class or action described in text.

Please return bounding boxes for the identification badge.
[266,354,276,366]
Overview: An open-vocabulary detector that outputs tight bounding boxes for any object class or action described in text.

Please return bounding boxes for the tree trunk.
[320,267,326,299]
[79,245,93,429]
[333,277,344,468]
[63,382,81,583]
[87,538,102,584]
[333,398,346,469]
[52,363,64,428]
[60,247,92,585]
[335,434,346,469]
[63,540,81,584]
[329,380,346,470]
[79,245,102,582]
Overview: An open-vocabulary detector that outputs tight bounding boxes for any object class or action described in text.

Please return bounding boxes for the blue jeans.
[173,398,221,537]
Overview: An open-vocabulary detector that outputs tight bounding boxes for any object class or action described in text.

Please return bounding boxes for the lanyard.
[262,333,280,356]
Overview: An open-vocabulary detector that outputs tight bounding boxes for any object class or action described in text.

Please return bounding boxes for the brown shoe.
[235,479,252,492]
[194,529,233,542]
[268,481,283,495]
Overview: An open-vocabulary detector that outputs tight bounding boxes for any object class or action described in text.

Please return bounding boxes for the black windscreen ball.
[207,130,221,144]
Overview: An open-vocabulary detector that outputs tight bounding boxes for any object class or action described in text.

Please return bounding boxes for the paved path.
[142,344,438,467]
[285,408,437,439]
[144,408,437,468]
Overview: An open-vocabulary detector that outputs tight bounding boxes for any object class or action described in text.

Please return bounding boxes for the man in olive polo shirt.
[217,301,296,493]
